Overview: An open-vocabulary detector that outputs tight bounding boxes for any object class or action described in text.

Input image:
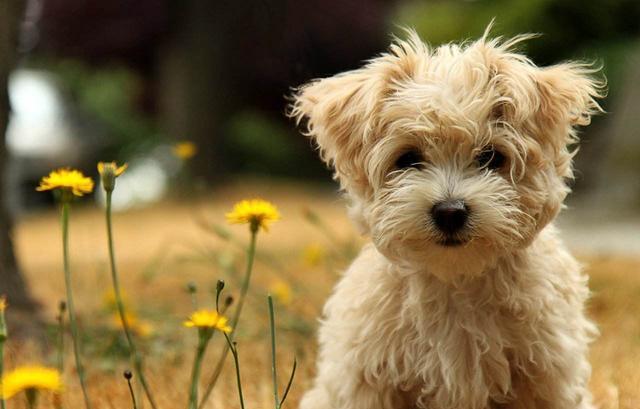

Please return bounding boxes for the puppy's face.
[291,31,603,279]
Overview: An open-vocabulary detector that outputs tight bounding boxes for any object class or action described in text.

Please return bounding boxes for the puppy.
[290,27,604,409]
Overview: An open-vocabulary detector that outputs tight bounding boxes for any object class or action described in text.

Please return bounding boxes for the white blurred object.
[7,69,76,159]
[6,69,182,213]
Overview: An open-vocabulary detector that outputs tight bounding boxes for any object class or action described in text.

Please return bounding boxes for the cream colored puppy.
[290,28,605,409]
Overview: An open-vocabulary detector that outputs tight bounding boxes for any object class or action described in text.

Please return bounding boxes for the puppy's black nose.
[431,200,469,234]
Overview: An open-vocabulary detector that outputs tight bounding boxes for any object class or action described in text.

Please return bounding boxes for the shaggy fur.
[289,27,605,409]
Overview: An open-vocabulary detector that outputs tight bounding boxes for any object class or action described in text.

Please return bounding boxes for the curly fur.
[289,26,605,409]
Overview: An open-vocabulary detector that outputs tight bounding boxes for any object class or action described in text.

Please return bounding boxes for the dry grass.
[3,180,639,409]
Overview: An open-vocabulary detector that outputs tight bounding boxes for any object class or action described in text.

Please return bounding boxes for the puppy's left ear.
[530,63,605,231]
[535,62,605,134]
[288,69,387,195]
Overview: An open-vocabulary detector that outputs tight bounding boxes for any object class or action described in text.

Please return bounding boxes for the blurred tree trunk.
[158,1,247,184]
[0,0,39,328]
[156,0,390,184]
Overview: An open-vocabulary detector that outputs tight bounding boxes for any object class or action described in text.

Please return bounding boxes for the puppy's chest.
[360,291,524,400]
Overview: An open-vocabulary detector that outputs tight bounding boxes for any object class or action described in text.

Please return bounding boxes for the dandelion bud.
[97,161,128,192]
[224,295,234,308]
[124,370,133,380]
[0,295,7,341]
[302,207,321,224]
[211,224,232,241]
[186,282,197,294]
[216,280,225,293]
[58,300,67,313]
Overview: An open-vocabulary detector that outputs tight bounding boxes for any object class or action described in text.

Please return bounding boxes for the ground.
[3,180,639,409]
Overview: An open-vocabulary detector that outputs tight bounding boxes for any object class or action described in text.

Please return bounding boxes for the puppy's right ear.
[289,69,384,190]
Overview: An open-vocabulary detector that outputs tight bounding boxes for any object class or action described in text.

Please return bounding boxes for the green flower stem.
[126,376,138,409]
[268,296,279,409]
[105,191,158,409]
[230,227,258,330]
[189,294,198,310]
[0,339,5,409]
[136,378,144,409]
[1,302,6,409]
[61,201,93,409]
[56,309,64,374]
[267,295,297,409]
[25,389,37,409]
[188,332,212,409]
[279,357,297,408]
[223,334,245,409]
[198,228,258,408]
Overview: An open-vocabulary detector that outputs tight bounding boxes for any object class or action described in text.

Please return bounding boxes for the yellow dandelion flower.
[302,243,326,267]
[102,289,128,312]
[111,310,135,328]
[1,366,63,399]
[135,321,154,338]
[270,281,292,306]
[36,168,94,197]
[0,296,6,312]
[183,309,232,333]
[111,311,153,338]
[172,141,197,160]
[225,199,280,232]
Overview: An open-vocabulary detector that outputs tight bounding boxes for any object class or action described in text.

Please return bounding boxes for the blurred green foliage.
[31,1,640,183]
[49,59,159,158]
[226,110,297,173]
[395,0,549,47]
[40,60,326,180]
[393,0,640,99]
[225,109,325,178]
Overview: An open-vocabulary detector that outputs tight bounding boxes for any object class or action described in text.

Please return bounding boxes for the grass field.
[3,180,639,409]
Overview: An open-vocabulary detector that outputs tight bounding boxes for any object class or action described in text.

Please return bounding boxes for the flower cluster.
[29,163,287,409]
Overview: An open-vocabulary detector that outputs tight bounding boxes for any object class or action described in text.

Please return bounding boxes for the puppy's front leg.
[300,247,405,409]
[300,369,400,409]
[506,375,595,409]
[299,385,332,409]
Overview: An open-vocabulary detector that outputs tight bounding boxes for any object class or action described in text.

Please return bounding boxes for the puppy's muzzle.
[432,199,469,238]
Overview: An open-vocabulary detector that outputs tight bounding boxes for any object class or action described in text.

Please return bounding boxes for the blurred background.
[1,2,640,407]
[2,0,640,312]
[2,0,640,213]
[1,0,640,317]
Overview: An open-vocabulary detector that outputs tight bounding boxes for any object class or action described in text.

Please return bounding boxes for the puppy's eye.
[395,150,424,169]
[475,147,505,171]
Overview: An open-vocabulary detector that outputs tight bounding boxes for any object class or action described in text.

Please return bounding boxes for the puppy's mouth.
[436,237,468,247]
